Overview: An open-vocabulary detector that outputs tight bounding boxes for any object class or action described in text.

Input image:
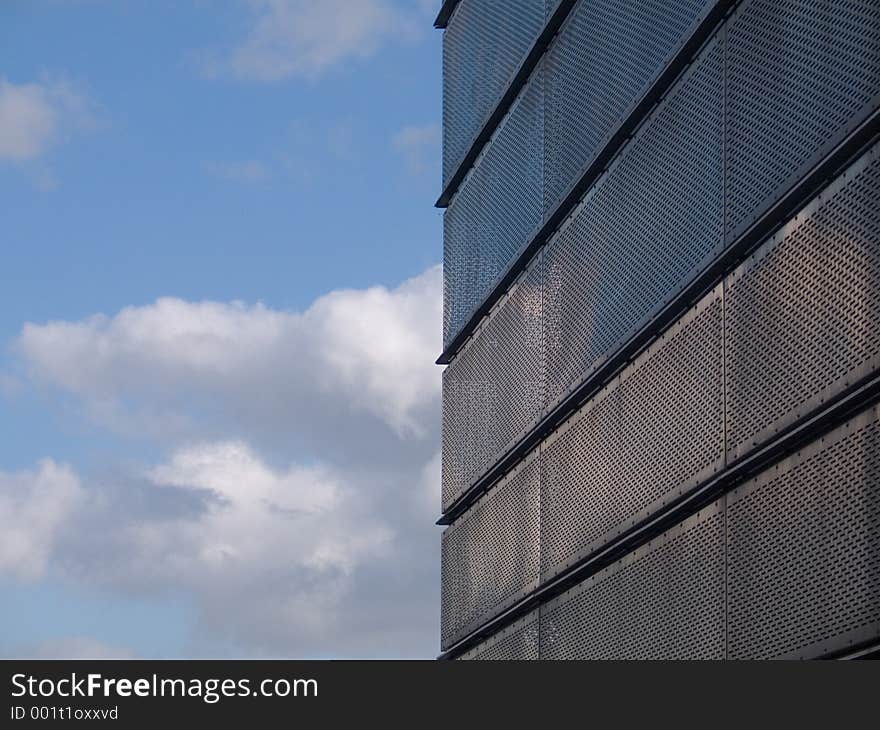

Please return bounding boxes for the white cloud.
[0,76,96,162]
[138,440,384,580]
[0,460,84,580]
[35,428,432,658]
[392,123,440,175]
[16,266,441,440]
[201,0,430,82]
[8,266,443,657]
[102,440,399,650]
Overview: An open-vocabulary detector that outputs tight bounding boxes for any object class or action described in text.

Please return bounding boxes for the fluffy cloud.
[0,460,84,580]
[0,76,95,162]
[17,266,441,441]
[47,440,409,656]
[6,266,443,657]
[201,0,431,81]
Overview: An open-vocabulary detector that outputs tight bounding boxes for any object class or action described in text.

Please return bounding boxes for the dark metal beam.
[434,0,461,29]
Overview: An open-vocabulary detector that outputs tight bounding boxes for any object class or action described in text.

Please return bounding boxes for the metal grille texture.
[439,0,880,660]
[441,254,543,510]
[446,148,880,658]
[543,37,723,409]
[443,0,548,187]
[725,0,880,237]
[543,0,713,212]
[442,291,724,646]
[540,291,725,580]
[459,611,540,660]
[726,405,880,659]
[540,505,726,659]
[441,37,724,509]
[460,405,880,659]
[441,453,541,648]
[725,144,880,459]
[443,71,544,347]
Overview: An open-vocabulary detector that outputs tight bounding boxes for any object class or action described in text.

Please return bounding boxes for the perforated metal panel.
[459,611,540,660]
[543,38,723,409]
[441,453,541,649]
[540,289,725,581]
[540,504,725,659]
[443,0,547,187]
[438,0,880,661]
[443,71,544,347]
[542,0,712,212]
[725,144,880,460]
[727,405,880,659]
[725,0,880,237]
[442,254,543,509]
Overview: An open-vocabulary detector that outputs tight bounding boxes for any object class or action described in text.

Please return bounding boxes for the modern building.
[436,0,880,659]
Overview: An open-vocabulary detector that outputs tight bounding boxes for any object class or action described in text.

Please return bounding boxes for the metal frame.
[459,610,539,661]
[435,0,462,29]
[438,33,732,522]
[441,450,542,648]
[440,253,544,510]
[442,166,880,644]
[440,369,880,659]
[437,0,579,206]
[724,144,880,464]
[537,285,726,582]
[442,287,726,647]
[437,0,880,660]
[538,501,726,659]
[454,401,880,660]
[439,108,880,526]
[437,0,736,364]
[726,403,880,661]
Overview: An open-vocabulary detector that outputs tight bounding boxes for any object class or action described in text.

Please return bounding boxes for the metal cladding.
[437,0,880,660]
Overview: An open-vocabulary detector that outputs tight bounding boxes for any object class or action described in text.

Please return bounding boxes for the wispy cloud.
[4,637,135,660]
[198,0,431,82]
[205,159,271,183]
[0,75,98,162]
[392,123,440,176]
[0,459,84,581]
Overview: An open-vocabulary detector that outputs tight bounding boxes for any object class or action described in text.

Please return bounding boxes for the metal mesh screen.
[543,38,723,410]
[539,505,725,659]
[543,0,712,212]
[443,71,544,347]
[725,144,880,460]
[441,254,543,510]
[725,0,880,236]
[441,453,541,649]
[438,1,880,660]
[727,405,880,659]
[459,611,540,660]
[442,0,547,187]
[540,290,725,580]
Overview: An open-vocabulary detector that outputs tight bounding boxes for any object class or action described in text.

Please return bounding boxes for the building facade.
[436,0,880,659]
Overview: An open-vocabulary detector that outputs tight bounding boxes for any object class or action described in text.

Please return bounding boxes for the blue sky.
[0,0,443,658]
